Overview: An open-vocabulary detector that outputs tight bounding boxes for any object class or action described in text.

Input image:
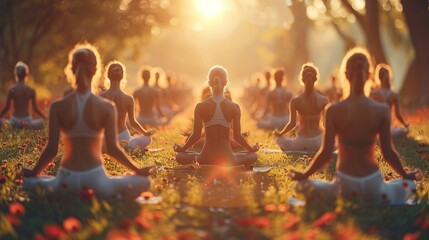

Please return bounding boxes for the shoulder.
[316,92,329,105]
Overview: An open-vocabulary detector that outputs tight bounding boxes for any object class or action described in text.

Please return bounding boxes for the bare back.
[198,97,236,163]
[52,93,113,171]
[9,83,35,118]
[100,90,133,133]
[133,87,159,117]
[294,91,328,137]
[267,87,292,117]
[330,97,389,176]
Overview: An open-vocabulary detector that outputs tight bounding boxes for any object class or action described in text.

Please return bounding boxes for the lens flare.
[196,0,225,18]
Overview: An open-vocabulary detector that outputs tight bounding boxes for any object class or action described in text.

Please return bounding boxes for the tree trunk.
[364,1,387,64]
[400,0,429,107]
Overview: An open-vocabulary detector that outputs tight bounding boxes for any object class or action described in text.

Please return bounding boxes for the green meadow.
[1,106,428,240]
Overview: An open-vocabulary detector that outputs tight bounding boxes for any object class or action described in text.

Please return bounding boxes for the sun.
[196,0,225,18]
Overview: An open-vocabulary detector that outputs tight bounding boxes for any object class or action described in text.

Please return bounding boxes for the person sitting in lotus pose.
[370,63,409,138]
[21,44,154,200]
[290,48,417,205]
[257,68,292,130]
[0,62,46,129]
[100,61,155,151]
[274,63,329,152]
[133,67,166,127]
[174,66,259,169]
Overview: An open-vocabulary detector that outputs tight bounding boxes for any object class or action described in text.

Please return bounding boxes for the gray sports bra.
[63,91,102,138]
[204,94,231,128]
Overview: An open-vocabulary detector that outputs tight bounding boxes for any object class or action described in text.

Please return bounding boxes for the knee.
[175,153,190,165]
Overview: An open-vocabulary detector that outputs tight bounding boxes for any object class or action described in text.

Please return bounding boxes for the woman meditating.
[290,48,417,205]
[100,61,155,151]
[133,66,167,127]
[174,66,259,169]
[21,44,154,200]
[274,63,329,152]
[0,62,46,129]
[257,68,292,130]
[370,64,409,138]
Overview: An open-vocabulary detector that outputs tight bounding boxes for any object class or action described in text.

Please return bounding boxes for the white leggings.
[295,170,416,205]
[118,130,151,151]
[257,116,289,130]
[10,116,44,130]
[137,115,167,126]
[23,165,152,200]
[277,135,322,152]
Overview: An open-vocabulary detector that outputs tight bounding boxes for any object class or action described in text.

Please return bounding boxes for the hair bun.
[74,49,89,63]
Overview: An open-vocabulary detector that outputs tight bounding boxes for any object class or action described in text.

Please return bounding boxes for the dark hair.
[104,61,127,89]
[375,63,392,89]
[274,68,285,84]
[299,62,319,86]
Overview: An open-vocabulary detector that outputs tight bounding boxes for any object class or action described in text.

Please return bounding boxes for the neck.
[110,80,121,90]
[304,87,314,97]
[76,85,91,94]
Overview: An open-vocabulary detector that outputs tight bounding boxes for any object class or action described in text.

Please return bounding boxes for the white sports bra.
[204,94,231,128]
[63,91,102,138]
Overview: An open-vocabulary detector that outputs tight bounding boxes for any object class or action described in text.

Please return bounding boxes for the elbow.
[106,144,122,157]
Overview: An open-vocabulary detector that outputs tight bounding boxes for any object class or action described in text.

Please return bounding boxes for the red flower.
[264,203,277,213]
[402,182,409,188]
[162,178,169,184]
[0,175,8,184]
[140,191,154,200]
[252,216,272,228]
[283,213,299,229]
[43,224,65,239]
[119,218,132,229]
[176,231,194,239]
[422,154,428,161]
[173,177,180,183]
[235,217,253,228]
[313,212,336,228]
[5,214,20,226]
[403,232,420,240]
[63,217,82,232]
[9,202,25,216]
[278,204,289,213]
[106,229,143,240]
[79,186,94,201]
[33,233,48,240]
[135,216,152,230]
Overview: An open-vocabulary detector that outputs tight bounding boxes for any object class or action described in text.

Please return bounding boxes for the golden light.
[196,0,225,18]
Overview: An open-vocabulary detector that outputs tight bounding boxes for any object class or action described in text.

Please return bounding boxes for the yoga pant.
[23,165,152,200]
[118,130,151,151]
[257,115,289,130]
[10,116,44,130]
[160,105,176,118]
[295,170,416,205]
[276,134,321,152]
[137,115,167,126]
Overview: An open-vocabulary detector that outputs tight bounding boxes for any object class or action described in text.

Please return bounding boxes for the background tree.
[400,0,429,107]
[0,0,172,94]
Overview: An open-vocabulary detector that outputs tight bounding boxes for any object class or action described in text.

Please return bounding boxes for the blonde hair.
[207,65,228,85]
[299,62,319,86]
[339,47,374,98]
[64,42,102,94]
[14,61,29,81]
[375,63,392,89]
[104,60,127,90]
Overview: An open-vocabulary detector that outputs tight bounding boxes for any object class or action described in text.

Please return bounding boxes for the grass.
[0,105,428,240]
